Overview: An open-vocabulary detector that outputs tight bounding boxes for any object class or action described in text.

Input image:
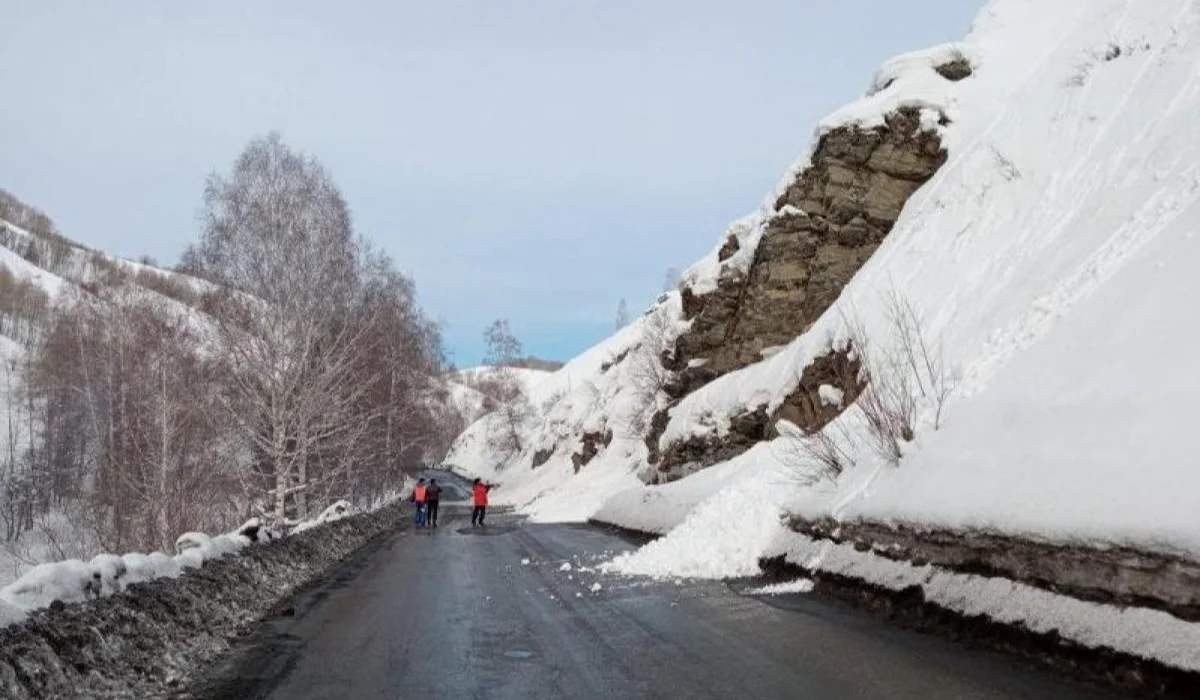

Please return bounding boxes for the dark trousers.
[427,500,440,526]
[471,505,487,526]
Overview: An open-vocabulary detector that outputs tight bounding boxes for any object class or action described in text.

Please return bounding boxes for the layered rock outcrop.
[649,106,948,481]
[670,106,945,389]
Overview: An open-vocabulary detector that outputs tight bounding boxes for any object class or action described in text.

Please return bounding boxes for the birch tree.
[190,133,369,522]
[480,319,529,459]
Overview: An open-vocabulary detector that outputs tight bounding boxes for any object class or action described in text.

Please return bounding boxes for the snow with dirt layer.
[767,531,1200,673]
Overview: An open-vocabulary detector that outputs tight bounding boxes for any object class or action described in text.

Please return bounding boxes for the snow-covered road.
[193,474,1108,700]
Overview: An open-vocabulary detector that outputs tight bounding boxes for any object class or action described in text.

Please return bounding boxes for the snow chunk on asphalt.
[590,582,602,593]
[559,562,572,571]
[747,579,815,595]
[602,479,787,579]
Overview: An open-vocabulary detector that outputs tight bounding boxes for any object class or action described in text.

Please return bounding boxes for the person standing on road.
[425,478,442,528]
[471,478,492,527]
[413,478,428,528]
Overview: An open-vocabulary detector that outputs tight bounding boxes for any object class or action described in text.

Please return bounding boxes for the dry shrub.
[779,290,958,479]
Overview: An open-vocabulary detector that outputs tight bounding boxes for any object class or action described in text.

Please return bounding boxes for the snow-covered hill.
[454,365,553,399]
[446,0,1200,672]
[0,218,229,582]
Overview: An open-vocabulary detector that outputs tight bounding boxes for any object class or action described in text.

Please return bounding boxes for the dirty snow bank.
[767,530,1200,673]
[0,501,407,700]
[0,489,398,627]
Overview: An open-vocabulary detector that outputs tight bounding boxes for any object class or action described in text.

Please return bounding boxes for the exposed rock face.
[649,106,946,480]
[530,447,554,468]
[653,347,863,483]
[934,56,973,81]
[571,429,613,472]
[653,405,770,484]
[671,107,945,391]
[773,346,864,434]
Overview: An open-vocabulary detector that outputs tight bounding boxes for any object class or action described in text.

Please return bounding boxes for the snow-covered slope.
[454,365,555,398]
[444,1,1200,674]
[653,0,1200,560]
[446,380,490,425]
[448,0,1200,572]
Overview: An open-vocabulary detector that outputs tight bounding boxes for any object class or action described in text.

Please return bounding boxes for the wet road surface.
[195,471,1110,700]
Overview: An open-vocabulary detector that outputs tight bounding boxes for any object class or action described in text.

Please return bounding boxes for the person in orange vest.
[412,477,428,528]
[470,478,493,527]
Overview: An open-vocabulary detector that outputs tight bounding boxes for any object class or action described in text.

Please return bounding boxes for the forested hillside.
[0,135,463,582]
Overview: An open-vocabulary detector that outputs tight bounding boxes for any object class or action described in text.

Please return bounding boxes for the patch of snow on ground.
[817,384,844,407]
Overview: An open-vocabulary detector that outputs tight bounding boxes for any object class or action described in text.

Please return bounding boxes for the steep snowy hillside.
[446,0,1200,673]
[0,218,230,583]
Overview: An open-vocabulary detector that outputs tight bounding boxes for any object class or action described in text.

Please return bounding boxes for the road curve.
[193,471,1110,700]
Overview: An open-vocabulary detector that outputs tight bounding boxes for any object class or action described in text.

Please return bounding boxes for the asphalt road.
[195,470,1110,700]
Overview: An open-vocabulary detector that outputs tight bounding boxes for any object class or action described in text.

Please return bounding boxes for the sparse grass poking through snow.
[850,290,959,466]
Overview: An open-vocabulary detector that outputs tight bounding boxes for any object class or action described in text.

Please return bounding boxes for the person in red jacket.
[471,478,493,527]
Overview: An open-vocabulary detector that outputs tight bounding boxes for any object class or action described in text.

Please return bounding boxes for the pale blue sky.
[0,1,980,364]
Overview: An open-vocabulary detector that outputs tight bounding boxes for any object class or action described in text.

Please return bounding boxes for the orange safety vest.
[414,484,428,503]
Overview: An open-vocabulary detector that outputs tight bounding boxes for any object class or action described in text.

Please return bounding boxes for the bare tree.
[189,133,380,522]
[773,417,856,486]
[879,289,957,430]
[618,309,675,438]
[830,292,957,468]
[662,267,681,293]
[479,319,530,461]
[0,136,456,560]
[21,288,236,552]
[483,319,521,367]
[615,298,630,330]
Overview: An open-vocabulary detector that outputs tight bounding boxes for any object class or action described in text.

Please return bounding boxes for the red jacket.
[413,484,427,503]
[472,483,489,506]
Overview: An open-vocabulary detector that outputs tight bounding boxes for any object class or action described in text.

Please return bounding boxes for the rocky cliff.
[650,97,958,481]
